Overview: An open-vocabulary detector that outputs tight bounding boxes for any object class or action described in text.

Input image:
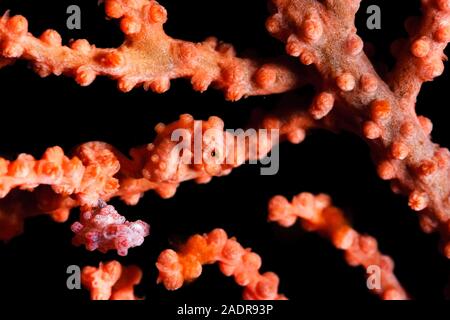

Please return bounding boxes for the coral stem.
[268,192,408,300]
[0,0,308,101]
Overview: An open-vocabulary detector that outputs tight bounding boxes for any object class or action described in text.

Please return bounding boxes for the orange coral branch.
[268,192,408,300]
[0,0,309,101]
[0,144,120,205]
[267,0,450,257]
[81,260,142,300]
[0,107,317,240]
[156,228,286,300]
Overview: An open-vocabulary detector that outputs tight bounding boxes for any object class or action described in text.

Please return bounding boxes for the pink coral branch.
[268,192,408,300]
[71,200,150,256]
[156,228,286,300]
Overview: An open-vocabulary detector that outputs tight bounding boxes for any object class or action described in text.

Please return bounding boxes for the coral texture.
[267,0,450,255]
[71,200,150,256]
[0,0,449,301]
[81,260,142,300]
[156,228,286,300]
[0,109,315,241]
[268,193,408,300]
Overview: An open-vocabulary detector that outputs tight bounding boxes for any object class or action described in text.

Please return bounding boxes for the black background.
[0,0,448,302]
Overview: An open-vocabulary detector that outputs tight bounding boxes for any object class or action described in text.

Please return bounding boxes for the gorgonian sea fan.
[0,0,449,301]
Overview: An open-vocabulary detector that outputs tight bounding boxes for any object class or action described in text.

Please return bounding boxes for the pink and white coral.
[71,200,150,256]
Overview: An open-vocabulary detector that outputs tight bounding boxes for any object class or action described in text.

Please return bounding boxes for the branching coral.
[0,0,308,101]
[0,108,316,240]
[0,0,449,301]
[156,228,287,300]
[267,0,450,256]
[268,193,408,300]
